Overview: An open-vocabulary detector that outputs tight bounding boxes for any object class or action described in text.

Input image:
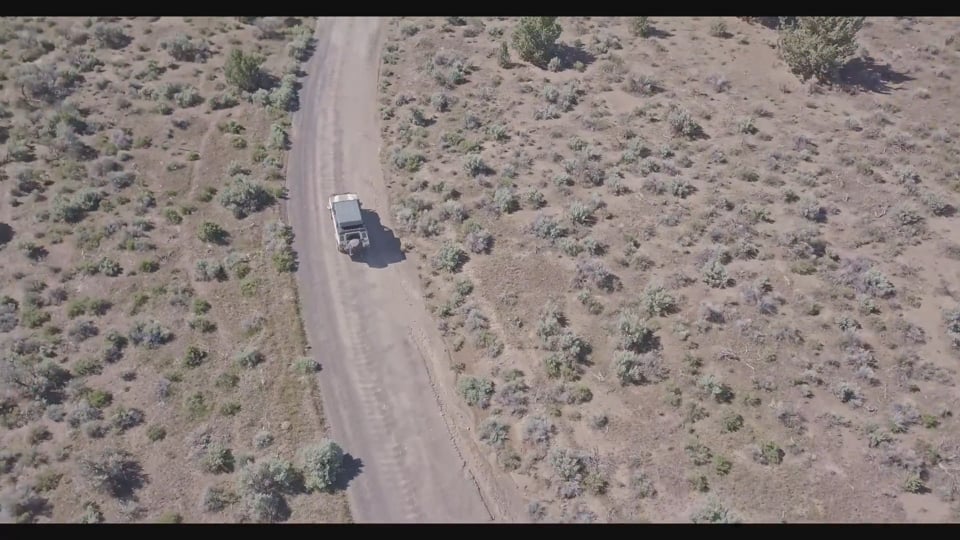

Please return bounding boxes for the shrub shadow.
[646,27,673,39]
[114,465,148,500]
[14,493,54,522]
[755,17,784,30]
[937,205,957,218]
[259,72,281,92]
[839,57,914,95]
[0,223,13,247]
[355,209,406,269]
[557,44,596,69]
[333,453,364,491]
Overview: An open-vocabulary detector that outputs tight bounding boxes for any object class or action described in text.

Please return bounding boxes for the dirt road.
[285,17,503,523]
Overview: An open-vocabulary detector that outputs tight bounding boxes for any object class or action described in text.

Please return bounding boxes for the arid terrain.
[4,15,960,525]
[375,16,960,522]
[0,17,350,523]
[285,17,503,523]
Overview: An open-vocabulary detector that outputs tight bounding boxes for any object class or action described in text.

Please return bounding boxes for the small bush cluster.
[264,221,298,272]
[163,33,210,62]
[537,304,590,380]
[128,320,174,349]
[549,447,606,499]
[287,26,315,62]
[219,176,275,219]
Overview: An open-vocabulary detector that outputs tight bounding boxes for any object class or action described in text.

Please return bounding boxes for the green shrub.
[165,33,209,62]
[215,372,240,390]
[195,259,227,282]
[219,176,275,219]
[198,222,229,244]
[193,299,211,315]
[616,310,655,352]
[511,17,562,68]
[757,442,784,465]
[287,26,315,61]
[721,412,744,433]
[155,512,183,524]
[267,122,288,150]
[642,285,676,317]
[147,425,166,441]
[21,308,51,328]
[300,440,345,493]
[164,208,183,224]
[139,260,160,273]
[185,392,209,420]
[463,154,488,177]
[433,242,467,273]
[492,187,519,214]
[91,24,129,49]
[691,499,740,524]
[295,357,320,374]
[128,320,174,349]
[183,346,208,368]
[457,376,494,408]
[238,458,302,522]
[668,106,701,139]
[74,357,103,376]
[497,41,511,67]
[614,351,666,385]
[220,403,241,416]
[264,221,298,273]
[630,17,651,37]
[479,417,510,448]
[203,444,235,474]
[189,317,217,333]
[224,49,265,92]
[685,442,712,466]
[87,389,113,409]
[391,150,425,173]
[34,468,63,492]
[777,17,865,82]
[902,474,925,494]
[702,260,730,288]
[709,19,728,38]
[202,486,239,513]
[111,407,145,431]
[98,258,122,277]
[714,455,733,476]
[236,349,265,368]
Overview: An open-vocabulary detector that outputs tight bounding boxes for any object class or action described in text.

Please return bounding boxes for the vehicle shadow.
[333,453,364,491]
[354,209,406,269]
[0,222,13,248]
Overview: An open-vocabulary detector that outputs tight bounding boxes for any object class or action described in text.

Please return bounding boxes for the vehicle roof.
[333,199,363,228]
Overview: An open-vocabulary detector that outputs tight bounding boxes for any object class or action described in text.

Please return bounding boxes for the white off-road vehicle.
[327,192,370,257]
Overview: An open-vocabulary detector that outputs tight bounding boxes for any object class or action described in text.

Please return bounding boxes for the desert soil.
[371,16,960,523]
[0,17,349,523]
